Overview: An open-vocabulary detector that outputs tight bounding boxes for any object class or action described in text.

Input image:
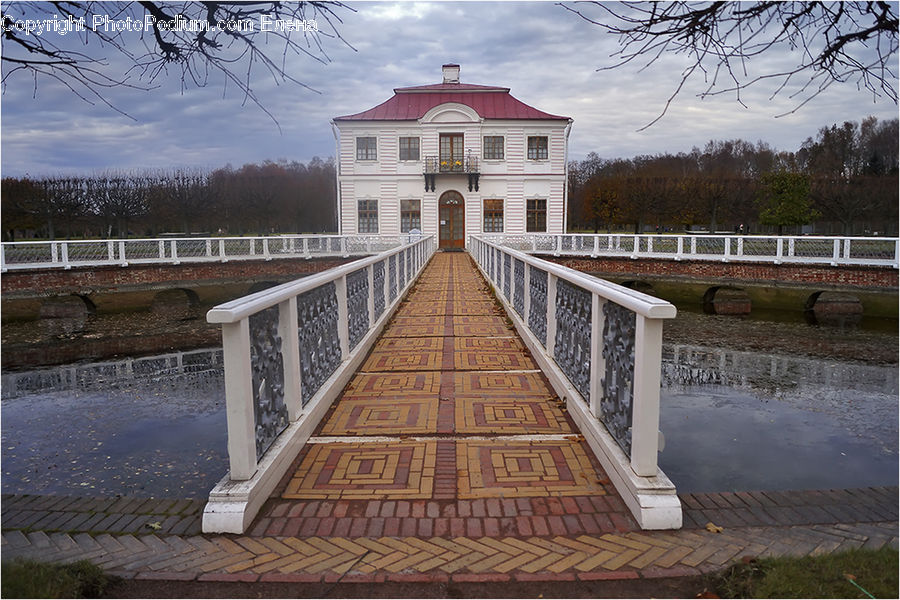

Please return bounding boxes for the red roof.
[334,82,570,122]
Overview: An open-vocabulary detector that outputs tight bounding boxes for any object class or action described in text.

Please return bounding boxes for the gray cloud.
[2,1,896,177]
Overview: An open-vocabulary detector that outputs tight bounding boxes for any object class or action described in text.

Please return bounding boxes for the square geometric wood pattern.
[455,397,572,434]
[321,398,439,435]
[283,442,435,500]
[457,440,608,498]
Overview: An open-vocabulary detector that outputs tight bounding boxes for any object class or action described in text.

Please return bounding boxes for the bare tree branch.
[560,1,898,128]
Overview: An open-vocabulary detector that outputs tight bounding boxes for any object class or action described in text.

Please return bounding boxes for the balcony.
[423,154,480,192]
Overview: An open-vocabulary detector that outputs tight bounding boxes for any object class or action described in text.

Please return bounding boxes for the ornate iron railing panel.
[249,306,288,458]
[388,254,398,302]
[554,279,592,403]
[503,253,511,300]
[513,258,525,318]
[296,282,342,405]
[346,267,370,351]
[373,260,386,320]
[600,300,636,454]
[528,266,548,346]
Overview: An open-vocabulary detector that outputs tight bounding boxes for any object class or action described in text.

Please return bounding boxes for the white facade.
[333,65,572,249]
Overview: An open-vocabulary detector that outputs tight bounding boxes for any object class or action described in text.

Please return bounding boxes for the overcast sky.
[2,1,897,177]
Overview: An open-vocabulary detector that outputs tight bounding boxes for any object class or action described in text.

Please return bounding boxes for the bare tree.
[1,1,353,124]
[562,1,898,128]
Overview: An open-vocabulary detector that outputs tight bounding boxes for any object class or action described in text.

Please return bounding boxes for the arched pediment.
[420,102,481,124]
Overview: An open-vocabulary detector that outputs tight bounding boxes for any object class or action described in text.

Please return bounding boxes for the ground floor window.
[358,199,378,233]
[401,199,421,232]
[483,199,504,233]
[526,198,547,232]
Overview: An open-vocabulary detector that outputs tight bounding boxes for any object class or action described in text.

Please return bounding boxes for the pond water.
[2,335,896,498]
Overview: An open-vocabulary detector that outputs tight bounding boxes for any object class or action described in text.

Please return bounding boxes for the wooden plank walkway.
[2,252,898,583]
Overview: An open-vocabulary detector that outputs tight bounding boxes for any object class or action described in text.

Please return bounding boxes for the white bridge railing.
[201,235,435,533]
[470,235,682,529]
[0,235,405,271]
[480,234,900,269]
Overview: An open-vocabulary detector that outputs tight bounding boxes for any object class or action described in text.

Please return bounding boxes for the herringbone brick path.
[2,252,898,583]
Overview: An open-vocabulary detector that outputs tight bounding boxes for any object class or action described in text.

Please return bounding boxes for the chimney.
[442,64,460,84]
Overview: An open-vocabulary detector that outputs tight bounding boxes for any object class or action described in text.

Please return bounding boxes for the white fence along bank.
[202,236,435,533]
[0,235,406,271]
[470,235,681,529]
[479,234,900,269]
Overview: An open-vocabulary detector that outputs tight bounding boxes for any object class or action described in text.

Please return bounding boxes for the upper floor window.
[401,199,421,232]
[439,133,464,171]
[526,198,547,232]
[483,199,504,233]
[527,136,548,160]
[356,137,377,161]
[358,199,378,233]
[483,136,504,160]
[399,137,420,161]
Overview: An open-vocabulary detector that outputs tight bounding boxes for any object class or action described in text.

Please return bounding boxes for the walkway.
[2,253,898,585]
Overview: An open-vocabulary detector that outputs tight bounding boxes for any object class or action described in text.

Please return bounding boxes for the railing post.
[280,298,302,421]
[631,235,639,259]
[219,239,227,262]
[689,236,696,257]
[844,238,852,261]
[250,239,256,256]
[263,238,271,261]
[303,237,310,258]
[630,314,663,477]
[675,236,684,260]
[158,240,165,261]
[0,244,6,272]
[588,293,604,417]
[206,239,212,257]
[832,238,841,266]
[546,274,558,358]
[61,242,71,270]
[221,319,257,480]
[554,235,562,256]
[171,240,179,264]
[335,275,351,359]
[788,237,796,258]
[523,263,531,325]
[775,238,784,263]
[647,236,654,254]
[367,263,376,327]
[723,237,731,261]
[531,235,537,253]
[341,236,348,257]
[895,239,900,269]
[737,237,744,258]
[592,235,599,258]
[51,242,59,266]
[107,241,115,263]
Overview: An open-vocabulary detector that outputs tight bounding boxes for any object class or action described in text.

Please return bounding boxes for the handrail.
[0,234,403,272]
[479,233,900,269]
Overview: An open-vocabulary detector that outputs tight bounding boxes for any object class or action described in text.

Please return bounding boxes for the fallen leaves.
[705,521,724,533]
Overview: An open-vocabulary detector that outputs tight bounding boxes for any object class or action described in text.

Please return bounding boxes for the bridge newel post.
[107,241,115,263]
[675,236,684,260]
[280,298,303,421]
[221,319,257,481]
[832,239,841,266]
[592,235,599,258]
[775,238,784,263]
[335,275,351,359]
[158,240,165,261]
[170,240,179,265]
[51,242,59,265]
[263,238,271,261]
[724,237,731,262]
[118,241,127,266]
[61,242,71,270]
[737,237,744,258]
[630,315,663,477]
[545,274,558,357]
[588,293,605,418]
[219,239,227,262]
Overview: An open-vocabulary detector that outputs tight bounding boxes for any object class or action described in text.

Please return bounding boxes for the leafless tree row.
[2,158,336,241]
[568,116,899,235]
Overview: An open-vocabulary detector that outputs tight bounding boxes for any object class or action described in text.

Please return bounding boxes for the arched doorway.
[439,190,465,249]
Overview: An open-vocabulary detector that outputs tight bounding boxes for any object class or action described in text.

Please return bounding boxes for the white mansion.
[332,64,572,249]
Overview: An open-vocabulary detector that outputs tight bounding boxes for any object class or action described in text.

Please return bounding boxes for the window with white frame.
[483,136,504,160]
[399,137,420,161]
[527,136,548,160]
[356,137,377,161]
[358,199,378,233]
[483,199,504,233]
[526,198,547,232]
[400,199,421,232]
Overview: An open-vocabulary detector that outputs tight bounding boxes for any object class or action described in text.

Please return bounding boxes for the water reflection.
[660,344,899,493]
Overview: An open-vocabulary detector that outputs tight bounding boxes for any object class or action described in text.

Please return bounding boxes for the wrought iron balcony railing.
[423,155,480,192]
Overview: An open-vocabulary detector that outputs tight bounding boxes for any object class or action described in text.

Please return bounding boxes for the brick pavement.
[2,252,898,583]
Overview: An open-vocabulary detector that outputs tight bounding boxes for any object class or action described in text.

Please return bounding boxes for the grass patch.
[1,558,115,599]
[710,547,898,598]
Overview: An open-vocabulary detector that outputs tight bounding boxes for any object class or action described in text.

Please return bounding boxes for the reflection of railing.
[480,234,900,269]
[203,235,435,533]
[1,348,223,400]
[470,235,680,529]
[0,235,404,271]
